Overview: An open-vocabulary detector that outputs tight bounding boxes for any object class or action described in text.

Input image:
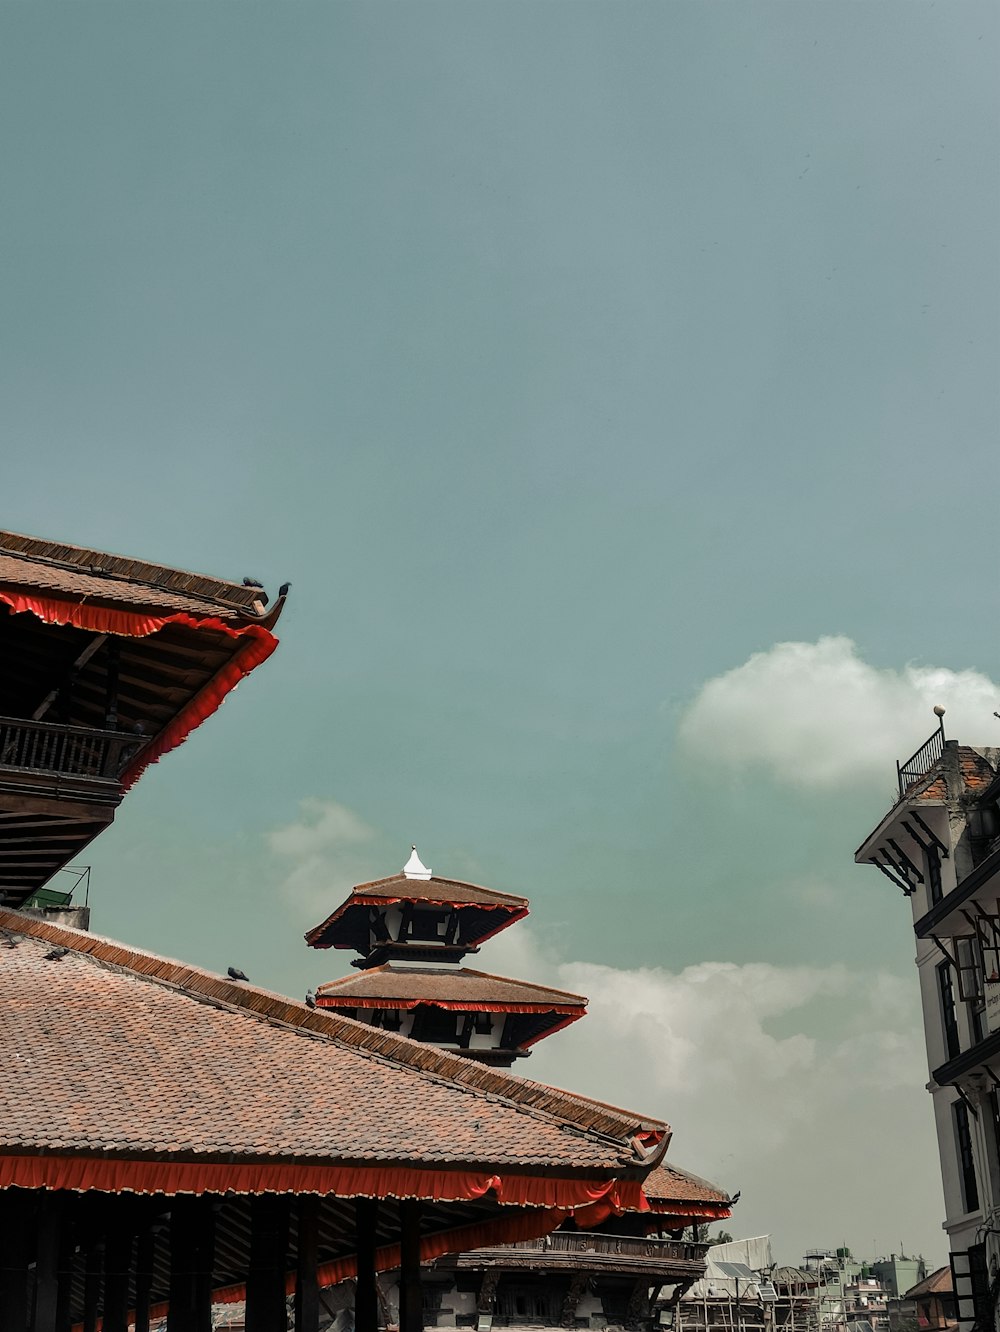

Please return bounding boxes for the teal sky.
[2,1,998,1264]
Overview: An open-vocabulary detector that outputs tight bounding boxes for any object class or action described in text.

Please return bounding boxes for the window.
[954,1101,980,1213]
[938,962,961,1060]
[926,846,943,906]
[955,938,983,1004]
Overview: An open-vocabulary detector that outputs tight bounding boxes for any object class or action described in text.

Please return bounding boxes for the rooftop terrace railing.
[0,715,140,782]
[492,1233,710,1263]
[897,717,946,797]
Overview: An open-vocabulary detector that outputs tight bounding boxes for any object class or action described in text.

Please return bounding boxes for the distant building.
[903,1267,957,1332]
[856,714,1000,1332]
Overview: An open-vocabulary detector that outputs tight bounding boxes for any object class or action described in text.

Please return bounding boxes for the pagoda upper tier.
[306,847,530,969]
[0,529,286,908]
[306,848,586,1065]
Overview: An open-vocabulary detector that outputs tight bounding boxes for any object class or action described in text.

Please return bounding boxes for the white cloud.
[488,927,941,1264]
[678,635,1000,789]
[267,798,375,916]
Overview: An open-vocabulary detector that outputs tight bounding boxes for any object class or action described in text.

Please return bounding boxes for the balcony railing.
[0,715,141,782]
[897,717,946,797]
[474,1233,710,1263]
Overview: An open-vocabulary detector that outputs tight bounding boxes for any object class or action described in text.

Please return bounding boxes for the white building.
[855,716,1000,1332]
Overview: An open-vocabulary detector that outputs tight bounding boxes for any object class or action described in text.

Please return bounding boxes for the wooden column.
[54,1212,76,1332]
[0,1190,32,1331]
[399,1200,423,1332]
[294,1196,320,1332]
[32,1192,65,1332]
[133,1225,156,1332]
[245,1195,290,1332]
[354,1199,379,1332]
[81,1242,102,1332]
[102,1213,133,1332]
[167,1197,214,1332]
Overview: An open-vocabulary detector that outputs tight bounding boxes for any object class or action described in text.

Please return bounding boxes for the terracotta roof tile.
[351,874,527,909]
[0,909,663,1172]
[905,1267,953,1299]
[642,1163,730,1207]
[316,966,587,1009]
[0,530,271,620]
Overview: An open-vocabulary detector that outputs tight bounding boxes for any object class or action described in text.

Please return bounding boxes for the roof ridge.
[0,908,663,1149]
[352,874,529,905]
[0,530,262,611]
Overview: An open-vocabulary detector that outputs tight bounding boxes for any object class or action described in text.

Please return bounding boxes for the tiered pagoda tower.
[306,847,587,1066]
[307,850,734,1332]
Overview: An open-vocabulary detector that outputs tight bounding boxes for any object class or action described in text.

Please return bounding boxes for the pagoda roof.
[315,965,588,1014]
[641,1162,733,1219]
[0,528,281,624]
[306,873,529,951]
[0,906,666,1206]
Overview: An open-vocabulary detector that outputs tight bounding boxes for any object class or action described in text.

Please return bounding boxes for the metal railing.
[0,715,139,781]
[897,717,946,796]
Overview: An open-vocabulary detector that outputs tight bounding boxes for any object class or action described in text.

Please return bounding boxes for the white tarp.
[686,1237,775,1300]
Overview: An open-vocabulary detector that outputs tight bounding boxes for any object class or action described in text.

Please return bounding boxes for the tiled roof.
[642,1162,731,1207]
[306,875,530,950]
[0,530,272,621]
[351,874,527,909]
[0,909,663,1172]
[905,1267,952,1299]
[316,966,587,1009]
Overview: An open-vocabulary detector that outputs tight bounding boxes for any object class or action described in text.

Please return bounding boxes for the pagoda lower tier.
[314,964,587,1066]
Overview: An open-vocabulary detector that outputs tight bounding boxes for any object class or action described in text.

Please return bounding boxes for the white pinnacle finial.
[402,845,432,880]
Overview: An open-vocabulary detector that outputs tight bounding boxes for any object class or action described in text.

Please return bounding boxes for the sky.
[2,0,998,1267]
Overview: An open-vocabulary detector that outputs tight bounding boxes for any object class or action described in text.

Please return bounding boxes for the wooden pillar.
[103,1211,134,1332]
[0,1190,32,1331]
[82,1242,102,1332]
[399,1200,423,1332]
[168,1197,214,1332]
[54,1212,75,1332]
[294,1196,320,1332]
[354,1199,379,1332]
[245,1195,290,1332]
[32,1192,65,1332]
[133,1224,156,1332]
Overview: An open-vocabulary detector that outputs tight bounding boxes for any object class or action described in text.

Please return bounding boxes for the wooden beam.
[32,635,108,722]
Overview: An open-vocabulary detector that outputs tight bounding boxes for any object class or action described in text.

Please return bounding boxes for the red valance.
[0,1153,646,1212]
[0,591,278,788]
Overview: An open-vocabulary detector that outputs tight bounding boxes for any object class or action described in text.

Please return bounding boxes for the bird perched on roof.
[242,578,264,588]
[44,947,69,962]
[227,966,249,982]
[305,990,317,1009]
[1,929,18,948]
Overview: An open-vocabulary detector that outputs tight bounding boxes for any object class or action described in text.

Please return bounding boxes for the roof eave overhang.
[915,844,1000,938]
[855,798,946,864]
